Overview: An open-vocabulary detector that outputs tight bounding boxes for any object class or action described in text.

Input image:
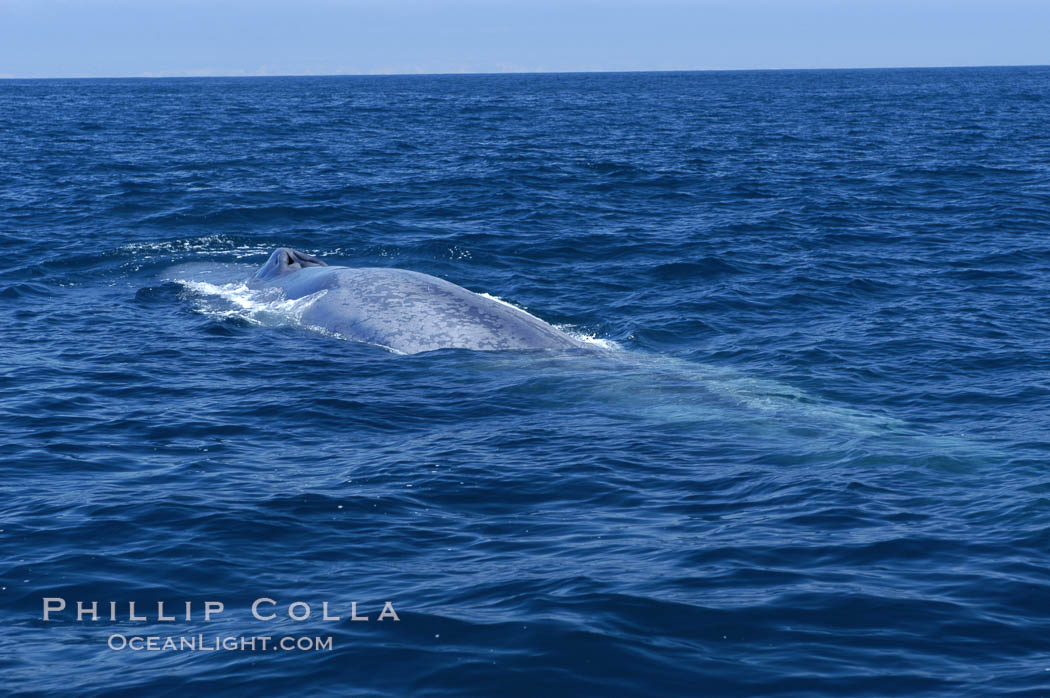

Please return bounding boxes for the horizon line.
[1,63,1048,81]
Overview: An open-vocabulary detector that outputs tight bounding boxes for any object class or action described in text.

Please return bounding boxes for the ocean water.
[2,67,1049,696]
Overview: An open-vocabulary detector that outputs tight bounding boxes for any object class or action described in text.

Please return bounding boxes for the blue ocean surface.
[2,68,1050,696]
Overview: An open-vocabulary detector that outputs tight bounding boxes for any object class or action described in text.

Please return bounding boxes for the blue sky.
[1,0,1048,78]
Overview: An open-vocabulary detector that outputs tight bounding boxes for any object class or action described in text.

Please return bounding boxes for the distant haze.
[1,0,1048,78]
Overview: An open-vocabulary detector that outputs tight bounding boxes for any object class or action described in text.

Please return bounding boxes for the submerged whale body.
[247,248,588,354]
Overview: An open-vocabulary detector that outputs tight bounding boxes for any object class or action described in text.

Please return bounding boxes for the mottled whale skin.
[248,248,588,354]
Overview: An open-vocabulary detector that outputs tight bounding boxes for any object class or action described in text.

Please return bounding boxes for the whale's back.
[283,266,584,354]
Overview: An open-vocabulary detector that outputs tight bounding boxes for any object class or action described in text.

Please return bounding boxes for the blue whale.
[248,248,588,354]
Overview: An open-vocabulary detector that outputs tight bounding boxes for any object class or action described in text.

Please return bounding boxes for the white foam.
[560,328,622,351]
[176,279,328,326]
[122,234,271,259]
[476,291,529,311]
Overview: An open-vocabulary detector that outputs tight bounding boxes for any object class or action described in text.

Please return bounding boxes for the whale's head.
[252,248,327,285]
